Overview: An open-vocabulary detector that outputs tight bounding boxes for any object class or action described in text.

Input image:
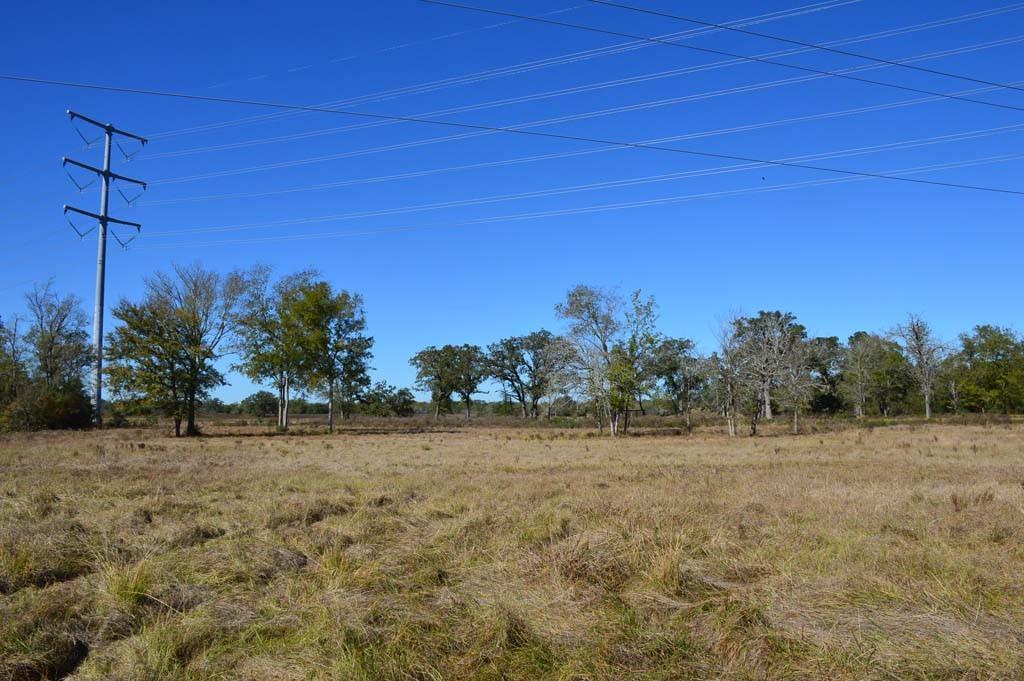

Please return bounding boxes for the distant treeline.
[408,286,1024,436]
[2,267,1022,436]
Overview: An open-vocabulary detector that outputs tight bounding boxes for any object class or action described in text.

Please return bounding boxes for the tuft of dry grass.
[1,423,1023,679]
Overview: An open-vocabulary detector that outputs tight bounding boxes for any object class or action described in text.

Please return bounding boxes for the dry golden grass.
[1,423,1023,679]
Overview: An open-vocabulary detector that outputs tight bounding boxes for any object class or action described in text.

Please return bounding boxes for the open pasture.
[2,424,1023,680]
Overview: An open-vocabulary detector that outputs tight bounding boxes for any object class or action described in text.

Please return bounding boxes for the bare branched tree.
[556,285,622,435]
[893,314,945,419]
[778,338,818,434]
[24,281,91,389]
[730,311,804,421]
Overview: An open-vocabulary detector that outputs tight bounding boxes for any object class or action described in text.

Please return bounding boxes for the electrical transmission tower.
[62,110,147,428]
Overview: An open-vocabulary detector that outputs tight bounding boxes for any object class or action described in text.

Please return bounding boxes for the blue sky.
[1,0,1022,401]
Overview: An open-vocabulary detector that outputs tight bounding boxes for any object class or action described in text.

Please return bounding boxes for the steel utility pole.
[62,110,147,428]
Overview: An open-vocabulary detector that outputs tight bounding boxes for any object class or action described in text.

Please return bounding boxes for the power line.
[416,0,1024,115]
[136,26,1024,164]
[10,0,987,189]
[200,3,588,91]
[144,0,864,142]
[5,73,1021,198]
[140,122,1024,239]
[586,0,1024,95]
[130,35,1024,189]
[135,153,1024,251]
[142,112,1024,210]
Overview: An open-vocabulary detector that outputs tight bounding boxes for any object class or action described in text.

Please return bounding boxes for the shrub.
[1,380,92,432]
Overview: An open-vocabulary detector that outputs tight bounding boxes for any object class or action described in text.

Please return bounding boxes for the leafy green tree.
[652,337,705,427]
[107,298,188,434]
[234,267,316,431]
[0,378,92,431]
[2,285,94,432]
[487,330,568,418]
[620,290,661,417]
[556,286,660,435]
[607,344,640,427]
[360,381,415,417]
[198,397,232,414]
[293,282,373,431]
[807,336,845,414]
[287,397,329,414]
[410,346,458,419]
[107,264,244,437]
[871,339,915,417]
[411,344,486,419]
[951,325,1024,414]
[452,344,487,418]
[842,332,878,418]
[240,390,278,418]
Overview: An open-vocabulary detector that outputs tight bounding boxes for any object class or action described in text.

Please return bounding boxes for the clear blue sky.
[1,0,1022,401]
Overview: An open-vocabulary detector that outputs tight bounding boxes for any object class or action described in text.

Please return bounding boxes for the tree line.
[1,272,1022,435]
[0,265,378,435]
[410,285,1024,436]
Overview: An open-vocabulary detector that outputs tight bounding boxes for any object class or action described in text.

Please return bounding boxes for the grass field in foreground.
[1,424,1023,680]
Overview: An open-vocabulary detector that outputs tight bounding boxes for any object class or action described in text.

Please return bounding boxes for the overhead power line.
[21,0,1002,188]
[4,73,1022,198]
[142,122,1024,239]
[137,35,1024,189]
[585,0,1024,95]
[135,153,1024,251]
[200,3,588,92]
[141,109,1024,208]
[145,0,864,142]
[137,26,1024,164]
[416,0,1024,115]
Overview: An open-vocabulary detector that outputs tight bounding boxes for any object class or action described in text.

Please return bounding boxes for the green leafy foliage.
[106,264,244,436]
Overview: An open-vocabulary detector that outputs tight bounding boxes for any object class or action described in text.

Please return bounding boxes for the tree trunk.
[685,409,692,431]
[637,394,645,415]
[328,382,334,433]
[434,401,440,420]
[173,417,182,438]
[465,399,472,419]
[186,391,198,436]
[277,379,286,430]
[792,407,799,435]
[924,391,932,419]
[283,375,290,430]
[521,401,528,419]
[763,382,773,420]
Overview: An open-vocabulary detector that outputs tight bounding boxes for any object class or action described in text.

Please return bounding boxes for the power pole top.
[67,109,148,144]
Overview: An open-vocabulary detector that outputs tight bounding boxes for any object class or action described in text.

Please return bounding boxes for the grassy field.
[1,423,1023,680]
